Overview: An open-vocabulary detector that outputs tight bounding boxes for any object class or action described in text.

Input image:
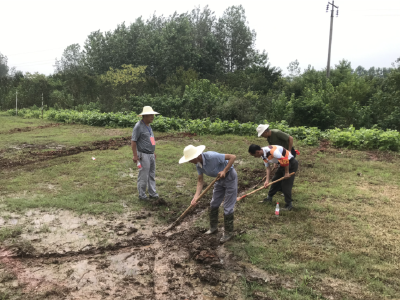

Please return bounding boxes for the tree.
[189,6,221,78]
[215,5,257,72]
[54,44,93,106]
[0,52,9,78]
[100,64,147,110]
[287,60,301,79]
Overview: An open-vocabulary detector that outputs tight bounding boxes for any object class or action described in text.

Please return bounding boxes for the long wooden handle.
[195,176,220,204]
[237,172,296,201]
[163,176,220,232]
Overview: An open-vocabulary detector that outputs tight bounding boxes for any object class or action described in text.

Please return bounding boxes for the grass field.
[1,112,399,299]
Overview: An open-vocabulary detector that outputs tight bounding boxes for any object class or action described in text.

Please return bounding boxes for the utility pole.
[326,1,339,78]
[15,90,18,116]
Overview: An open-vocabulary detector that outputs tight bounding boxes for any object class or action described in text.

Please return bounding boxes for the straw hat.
[256,124,269,137]
[139,106,159,116]
[179,145,206,164]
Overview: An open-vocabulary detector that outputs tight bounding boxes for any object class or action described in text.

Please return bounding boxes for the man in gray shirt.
[179,145,237,243]
[132,106,159,200]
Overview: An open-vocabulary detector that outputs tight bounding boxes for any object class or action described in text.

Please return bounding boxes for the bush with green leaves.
[6,108,400,151]
[326,126,400,151]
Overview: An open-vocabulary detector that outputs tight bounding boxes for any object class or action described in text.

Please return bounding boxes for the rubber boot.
[259,195,273,203]
[205,207,219,235]
[282,202,293,211]
[220,213,234,243]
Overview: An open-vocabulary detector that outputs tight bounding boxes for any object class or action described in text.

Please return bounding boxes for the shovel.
[237,172,296,201]
[163,176,220,232]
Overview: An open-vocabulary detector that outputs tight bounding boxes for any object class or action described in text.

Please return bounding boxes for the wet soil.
[0,209,270,300]
[237,168,277,195]
[0,133,197,169]
[311,140,399,162]
[310,139,336,155]
[366,150,398,162]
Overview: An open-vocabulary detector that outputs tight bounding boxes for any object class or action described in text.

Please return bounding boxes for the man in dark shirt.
[256,124,297,158]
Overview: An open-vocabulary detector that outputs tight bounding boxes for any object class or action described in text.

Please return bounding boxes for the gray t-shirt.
[196,151,233,177]
[131,120,155,154]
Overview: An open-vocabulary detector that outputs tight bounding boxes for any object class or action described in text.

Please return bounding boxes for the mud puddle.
[1,133,197,169]
[0,208,269,299]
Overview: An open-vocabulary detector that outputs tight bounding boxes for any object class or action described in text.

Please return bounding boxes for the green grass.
[0,226,22,242]
[1,114,400,299]
[0,122,131,150]
[228,146,400,299]
[0,112,53,132]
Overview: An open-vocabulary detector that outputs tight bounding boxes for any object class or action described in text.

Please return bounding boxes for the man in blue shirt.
[179,145,237,243]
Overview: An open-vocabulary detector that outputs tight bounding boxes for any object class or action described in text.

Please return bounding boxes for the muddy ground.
[0,132,197,169]
[0,129,277,299]
[0,208,277,300]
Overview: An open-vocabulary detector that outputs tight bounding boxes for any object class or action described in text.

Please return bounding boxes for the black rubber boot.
[259,195,273,203]
[220,213,234,243]
[205,207,219,235]
[282,202,293,211]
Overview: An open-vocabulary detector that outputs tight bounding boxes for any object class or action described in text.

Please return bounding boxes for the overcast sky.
[1,0,399,75]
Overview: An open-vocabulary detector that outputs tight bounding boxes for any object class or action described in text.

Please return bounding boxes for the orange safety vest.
[263,146,290,167]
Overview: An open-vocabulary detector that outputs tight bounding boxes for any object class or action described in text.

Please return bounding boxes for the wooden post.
[41,93,44,119]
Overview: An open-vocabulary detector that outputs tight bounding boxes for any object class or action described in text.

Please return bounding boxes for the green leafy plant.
[7,107,400,151]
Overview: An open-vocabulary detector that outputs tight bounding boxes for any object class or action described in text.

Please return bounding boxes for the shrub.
[6,108,400,151]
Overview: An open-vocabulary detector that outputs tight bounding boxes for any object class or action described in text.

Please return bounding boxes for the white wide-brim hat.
[139,106,159,116]
[256,124,269,137]
[179,145,206,164]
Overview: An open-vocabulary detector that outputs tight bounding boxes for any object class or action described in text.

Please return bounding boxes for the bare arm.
[131,141,138,163]
[191,174,204,205]
[264,165,271,188]
[284,165,290,178]
[218,154,236,178]
[288,136,294,152]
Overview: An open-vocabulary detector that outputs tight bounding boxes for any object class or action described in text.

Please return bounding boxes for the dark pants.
[268,158,298,204]
[291,148,297,158]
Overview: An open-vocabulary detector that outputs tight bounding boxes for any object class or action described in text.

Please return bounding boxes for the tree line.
[0,5,399,130]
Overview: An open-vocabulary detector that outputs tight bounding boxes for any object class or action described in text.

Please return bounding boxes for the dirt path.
[0,208,273,300]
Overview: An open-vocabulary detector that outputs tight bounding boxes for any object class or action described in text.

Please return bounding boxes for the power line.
[12,64,55,69]
[11,59,55,66]
[6,48,64,57]
[347,8,400,11]
[357,15,400,16]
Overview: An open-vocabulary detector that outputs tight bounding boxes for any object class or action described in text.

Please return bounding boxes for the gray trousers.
[137,151,158,199]
[268,158,298,204]
[210,169,238,215]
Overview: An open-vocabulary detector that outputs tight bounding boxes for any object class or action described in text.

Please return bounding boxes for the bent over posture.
[248,144,298,211]
[256,124,298,158]
[179,145,237,243]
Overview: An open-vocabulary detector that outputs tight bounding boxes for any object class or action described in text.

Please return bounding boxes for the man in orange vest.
[248,144,298,211]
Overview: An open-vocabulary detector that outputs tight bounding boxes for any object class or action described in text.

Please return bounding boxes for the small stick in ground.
[123,252,135,261]
[78,270,94,284]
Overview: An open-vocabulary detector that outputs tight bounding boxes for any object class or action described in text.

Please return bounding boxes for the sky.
[1,0,400,75]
